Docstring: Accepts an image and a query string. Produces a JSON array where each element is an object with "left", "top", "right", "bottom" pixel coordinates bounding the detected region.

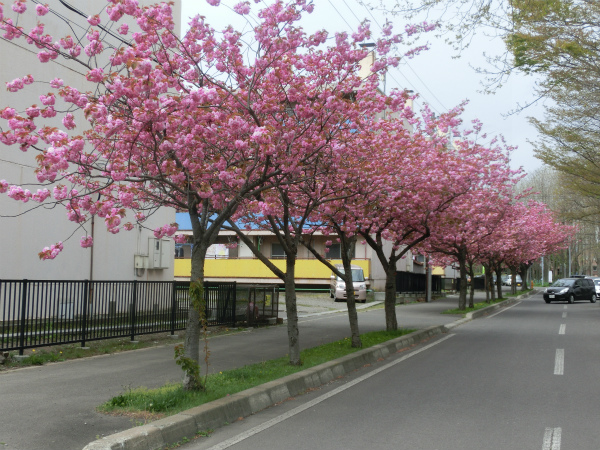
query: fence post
[
  {"left": 81, "top": 280, "right": 89, "bottom": 348},
  {"left": 130, "top": 280, "right": 137, "bottom": 341},
  {"left": 233, "top": 281, "right": 237, "bottom": 326},
  {"left": 18, "top": 279, "right": 28, "bottom": 356},
  {"left": 170, "top": 281, "right": 177, "bottom": 335}
]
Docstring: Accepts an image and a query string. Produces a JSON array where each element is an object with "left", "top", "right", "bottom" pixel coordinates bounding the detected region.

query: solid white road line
[
  {"left": 559, "top": 324, "right": 566, "bottom": 335},
  {"left": 204, "top": 334, "right": 456, "bottom": 450},
  {"left": 486, "top": 301, "right": 521, "bottom": 319},
  {"left": 543, "top": 427, "right": 562, "bottom": 450},
  {"left": 554, "top": 349, "right": 564, "bottom": 375}
]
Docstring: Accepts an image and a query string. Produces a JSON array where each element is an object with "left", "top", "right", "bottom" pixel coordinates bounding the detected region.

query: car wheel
[
  {"left": 545, "top": 298, "right": 551, "bottom": 304},
  {"left": 569, "top": 294, "right": 575, "bottom": 304},
  {"left": 591, "top": 294, "right": 597, "bottom": 303}
]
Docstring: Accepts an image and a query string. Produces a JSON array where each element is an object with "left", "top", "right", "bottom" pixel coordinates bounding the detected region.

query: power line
[
  {"left": 325, "top": 0, "right": 447, "bottom": 114},
  {"left": 326, "top": 0, "right": 355, "bottom": 31}
]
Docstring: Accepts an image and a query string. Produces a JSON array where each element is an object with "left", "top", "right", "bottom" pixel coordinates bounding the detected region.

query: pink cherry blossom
[
  {"left": 80, "top": 235, "right": 93, "bottom": 248},
  {"left": 31, "top": 189, "right": 51, "bottom": 202},
  {"left": 7, "top": 185, "right": 31, "bottom": 202},
  {"left": 6, "top": 78, "right": 24, "bottom": 92},
  {"left": 234, "top": 2, "right": 250, "bottom": 14},
  {"left": 12, "top": 1, "right": 26, "bottom": 14},
  {"left": 49, "top": 78, "right": 63, "bottom": 88},
  {"left": 87, "top": 15, "right": 101, "bottom": 26},
  {"left": 40, "top": 93, "right": 55, "bottom": 105},
  {"left": 35, "top": 4, "right": 49, "bottom": 16},
  {"left": 85, "top": 68, "right": 104, "bottom": 83},
  {"left": 62, "top": 113, "right": 76, "bottom": 130},
  {"left": 38, "top": 242, "right": 63, "bottom": 260}
]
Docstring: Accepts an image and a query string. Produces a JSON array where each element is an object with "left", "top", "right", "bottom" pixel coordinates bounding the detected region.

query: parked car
[
  {"left": 543, "top": 277, "right": 596, "bottom": 303},
  {"left": 330, "top": 264, "right": 367, "bottom": 303},
  {"left": 504, "top": 274, "right": 523, "bottom": 287},
  {"left": 586, "top": 277, "right": 600, "bottom": 296}
]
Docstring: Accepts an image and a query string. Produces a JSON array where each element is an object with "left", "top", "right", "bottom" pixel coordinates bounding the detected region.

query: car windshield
[
  {"left": 338, "top": 268, "right": 365, "bottom": 282},
  {"left": 551, "top": 279, "right": 574, "bottom": 287}
]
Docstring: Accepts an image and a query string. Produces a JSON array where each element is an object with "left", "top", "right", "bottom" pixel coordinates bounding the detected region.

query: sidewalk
[{"left": 0, "top": 289, "right": 530, "bottom": 450}]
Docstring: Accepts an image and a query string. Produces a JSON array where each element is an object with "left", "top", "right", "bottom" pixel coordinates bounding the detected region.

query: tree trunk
[
  {"left": 487, "top": 267, "right": 496, "bottom": 303},
  {"left": 519, "top": 263, "right": 529, "bottom": 291},
  {"left": 510, "top": 267, "right": 518, "bottom": 295},
  {"left": 384, "top": 266, "right": 398, "bottom": 330},
  {"left": 468, "top": 265, "right": 475, "bottom": 309},
  {"left": 284, "top": 255, "right": 301, "bottom": 365},
  {"left": 458, "top": 257, "right": 468, "bottom": 311},
  {"left": 495, "top": 266, "right": 503, "bottom": 300},
  {"left": 183, "top": 241, "right": 207, "bottom": 391},
  {"left": 341, "top": 241, "right": 361, "bottom": 348}
]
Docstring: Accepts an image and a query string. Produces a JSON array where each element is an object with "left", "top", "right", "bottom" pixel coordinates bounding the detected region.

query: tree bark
[
  {"left": 284, "top": 255, "right": 301, "bottom": 365},
  {"left": 495, "top": 266, "right": 503, "bottom": 300},
  {"left": 183, "top": 239, "right": 207, "bottom": 391},
  {"left": 510, "top": 267, "right": 518, "bottom": 295},
  {"left": 384, "top": 266, "right": 398, "bottom": 330},
  {"left": 458, "top": 255, "right": 468, "bottom": 310},
  {"left": 340, "top": 236, "right": 361, "bottom": 347},
  {"left": 468, "top": 265, "right": 475, "bottom": 308}
]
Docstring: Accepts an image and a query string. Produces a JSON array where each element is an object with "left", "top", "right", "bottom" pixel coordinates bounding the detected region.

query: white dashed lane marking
[
  {"left": 543, "top": 427, "right": 562, "bottom": 450},
  {"left": 554, "top": 349, "right": 564, "bottom": 375},
  {"left": 559, "top": 324, "right": 566, "bottom": 335}
]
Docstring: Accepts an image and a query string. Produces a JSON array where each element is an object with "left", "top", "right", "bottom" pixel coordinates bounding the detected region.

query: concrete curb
[{"left": 82, "top": 291, "right": 536, "bottom": 450}]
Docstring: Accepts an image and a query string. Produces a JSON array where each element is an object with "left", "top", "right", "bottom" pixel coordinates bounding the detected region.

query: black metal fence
[
  {"left": 395, "top": 271, "right": 448, "bottom": 294},
  {"left": 235, "top": 284, "right": 280, "bottom": 326},
  {"left": 0, "top": 279, "right": 236, "bottom": 355}
]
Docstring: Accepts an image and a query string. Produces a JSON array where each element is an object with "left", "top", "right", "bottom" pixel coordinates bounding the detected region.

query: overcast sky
[{"left": 181, "top": 0, "right": 546, "bottom": 175}]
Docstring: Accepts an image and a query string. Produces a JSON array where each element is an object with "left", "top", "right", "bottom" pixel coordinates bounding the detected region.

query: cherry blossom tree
[
  {"left": 498, "top": 201, "right": 575, "bottom": 294},
  {"left": 0, "top": 0, "right": 434, "bottom": 385},
  {"left": 420, "top": 132, "right": 522, "bottom": 310}
]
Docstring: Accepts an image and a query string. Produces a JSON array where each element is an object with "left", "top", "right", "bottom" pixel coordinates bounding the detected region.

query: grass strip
[
  {"left": 443, "top": 290, "right": 529, "bottom": 316},
  {"left": 99, "top": 328, "right": 415, "bottom": 417}
]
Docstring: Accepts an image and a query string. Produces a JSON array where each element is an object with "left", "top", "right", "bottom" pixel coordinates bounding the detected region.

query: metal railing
[
  {"left": 0, "top": 279, "right": 236, "bottom": 355},
  {"left": 395, "top": 272, "right": 447, "bottom": 294}
]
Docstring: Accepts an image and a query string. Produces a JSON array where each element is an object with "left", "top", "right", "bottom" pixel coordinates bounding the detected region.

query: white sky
[{"left": 180, "top": 0, "right": 546, "bottom": 175}]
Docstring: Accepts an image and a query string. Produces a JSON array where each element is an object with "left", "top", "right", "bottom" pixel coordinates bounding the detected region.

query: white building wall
[
  {"left": 0, "top": 0, "right": 181, "bottom": 281},
  {"left": 368, "top": 239, "right": 422, "bottom": 291}
]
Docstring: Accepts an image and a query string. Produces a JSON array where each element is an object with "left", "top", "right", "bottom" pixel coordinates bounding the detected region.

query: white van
[{"left": 330, "top": 264, "right": 367, "bottom": 302}]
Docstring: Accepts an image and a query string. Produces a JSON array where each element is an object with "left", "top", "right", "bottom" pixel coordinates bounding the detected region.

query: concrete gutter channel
[{"left": 83, "top": 291, "right": 535, "bottom": 450}]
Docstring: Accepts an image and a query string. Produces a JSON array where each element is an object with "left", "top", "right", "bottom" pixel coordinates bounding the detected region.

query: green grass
[
  {"left": 0, "top": 327, "right": 252, "bottom": 371},
  {"left": 0, "top": 335, "right": 186, "bottom": 370},
  {"left": 443, "top": 289, "right": 531, "bottom": 316},
  {"left": 99, "top": 328, "right": 415, "bottom": 418}
]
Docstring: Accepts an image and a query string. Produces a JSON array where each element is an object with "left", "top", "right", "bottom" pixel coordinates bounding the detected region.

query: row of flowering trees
[{"left": 0, "top": 0, "right": 573, "bottom": 389}]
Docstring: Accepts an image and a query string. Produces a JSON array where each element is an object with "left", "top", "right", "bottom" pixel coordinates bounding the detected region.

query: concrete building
[
  {"left": 0, "top": 1, "right": 181, "bottom": 281},
  {"left": 173, "top": 213, "right": 435, "bottom": 292}
]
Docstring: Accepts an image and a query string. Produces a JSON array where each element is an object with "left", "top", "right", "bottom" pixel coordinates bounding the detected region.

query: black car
[{"left": 543, "top": 278, "right": 597, "bottom": 303}]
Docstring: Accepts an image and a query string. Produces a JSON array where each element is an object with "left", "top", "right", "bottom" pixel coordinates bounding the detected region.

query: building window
[
  {"left": 327, "top": 243, "right": 341, "bottom": 259},
  {"left": 271, "top": 243, "right": 285, "bottom": 258}
]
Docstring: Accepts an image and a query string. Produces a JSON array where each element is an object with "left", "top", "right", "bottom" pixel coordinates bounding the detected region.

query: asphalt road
[
  {"left": 181, "top": 291, "right": 600, "bottom": 450},
  {"left": 0, "top": 292, "right": 462, "bottom": 450}
]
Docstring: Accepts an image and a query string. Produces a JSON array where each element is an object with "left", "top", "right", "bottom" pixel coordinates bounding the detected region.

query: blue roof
[{"left": 175, "top": 212, "right": 266, "bottom": 231}]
